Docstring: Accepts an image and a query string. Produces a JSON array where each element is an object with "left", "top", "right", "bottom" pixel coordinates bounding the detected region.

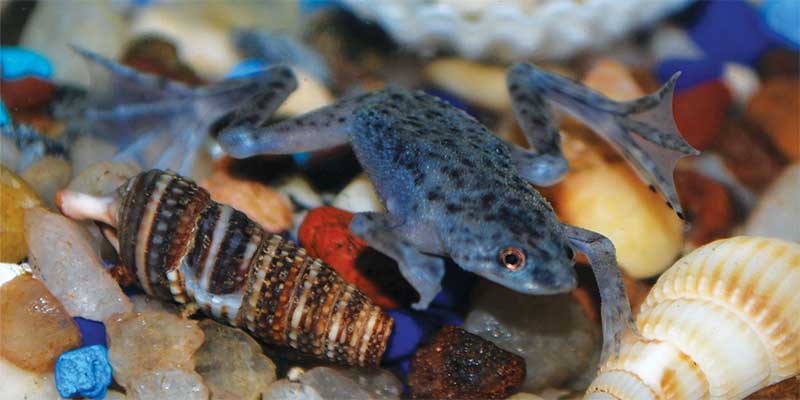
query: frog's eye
[{"left": 499, "top": 247, "right": 525, "bottom": 271}]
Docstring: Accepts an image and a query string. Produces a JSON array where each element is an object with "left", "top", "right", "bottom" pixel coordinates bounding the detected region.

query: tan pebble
[
  {"left": 0, "top": 275, "right": 82, "bottom": 372},
  {"left": 507, "top": 393, "right": 546, "bottom": 400},
  {"left": 128, "top": 368, "right": 210, "bottom": 400},
  {"left": 551, "top": 161, "right": 683, "bottom": 278},
  {"left": 70, "top": 135, "right": 119, "bottom": 174},
  {"left": 582, "top": 58, "right": 645, "bottom": 101},
  {"left": 67, "top": 161, "right": 142, "bottom": 197},
  {"left": 277, "top": 69, "right": 334, "bottom": 117},
  {"left": 332, "top": 174, "right": 384, "bottom": 213},
  {"left": 744, "top": 163, "right": 800, "bottom": 242},
  {"left": 425, "top": 58, "right": 510, "bottom": 111},
  {"left": 746, "top": 77, "right": 800, "bottom": 161},
  {"left": 0, "top": 165, "right": 42, "bottom": 263},
  {"left": 0, "top": 357, "right": 61, "bottom": 399},
  {"left": 200, "top": 170, "right": 293, "bottom": 233},
  {"left": 20, "top": 156, "right": 72, "bottom": 209}
]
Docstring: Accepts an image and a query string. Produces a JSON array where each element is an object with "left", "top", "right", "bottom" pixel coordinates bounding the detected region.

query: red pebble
[
  {"left": 673, "top": 80, "right": 732, "bottom": 150},
  {"left": 298, "top": 206, "right": 416, "bottom": 309},
  {"left": 0, "top": 76, "right": 54, "bottom": 110}
]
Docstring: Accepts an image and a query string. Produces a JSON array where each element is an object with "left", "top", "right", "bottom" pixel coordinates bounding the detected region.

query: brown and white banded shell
[
  {"left": 585, "top": 236, "right": 800, "bottom": 400},
  {"left": 59, "top": 169, "right": 393, "bottom": 367}
]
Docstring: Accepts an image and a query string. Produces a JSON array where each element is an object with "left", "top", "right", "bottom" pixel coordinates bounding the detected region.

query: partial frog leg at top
[
  {"left": 563, "top": 224, "right": 637, "bottom": 364},
  {"left": 507, "top": 63, "right": 699, "bottom": 218}
]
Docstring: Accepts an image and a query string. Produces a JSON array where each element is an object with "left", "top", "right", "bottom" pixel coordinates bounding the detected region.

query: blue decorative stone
[
  {"left": 54, "top": 345, "right": 113, "bottom": 400},
  {"left": 0, "top": 100, "right": 9, "bottom": 126},
  {"left": 384, "top": 307, "right": 463, "bottom": 377},
  {"left": 292, "top": 152, "right": 313, "bottom": 166},
  {"left": 686, "top": 0, "right": 773, "bottom": 65},
  {"left": 225, "top": 59, "right": 269, "bottom": 79},
  {"left": 74, "top": 317, "right": 107, "bottom": 347},
  {"left": 656, "top": 58, "right": 724, "bottom": 91},
  {"left": 0, "top": 47, "right": 53, "bottom": 80},
  {"left": 760, "top": 0, "right": 800, "bottom": 48}
]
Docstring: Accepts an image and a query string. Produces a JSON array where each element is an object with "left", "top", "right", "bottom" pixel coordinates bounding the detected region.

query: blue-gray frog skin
[{"left": 219, "top": 62, "right": 698, "bottom": 362}]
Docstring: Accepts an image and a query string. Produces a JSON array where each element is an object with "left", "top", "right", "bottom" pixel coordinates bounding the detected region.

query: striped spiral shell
[
  {"left": 586, "top": 236, "right": 800, "bottom": 400},
  {"left": 115, "top": 169, "right": 393, "bottom": 366}
]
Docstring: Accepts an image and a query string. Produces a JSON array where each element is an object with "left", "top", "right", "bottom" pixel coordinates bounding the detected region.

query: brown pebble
[
  {"left": 408, "top": 326, "right": 525, "bottom": 400},
  {"left": 744, "top": 376, "right": 800, "bottom": 399},
  {"left": 675, "top": 169, "right": 735, "bottom": 247},
  {"left": 712, "top": 120, "right": 787, "bottom": 192},
  {"left": 0, "top": 275, "right": 82, "bottom": 372},
  {"left": 746, "top": 78, "right": 800, "bottom": 161}
]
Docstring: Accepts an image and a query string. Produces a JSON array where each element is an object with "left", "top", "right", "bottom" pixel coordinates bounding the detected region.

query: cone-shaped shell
[{"left": 586, "top": 236, "right": 800, "bottom": 400}]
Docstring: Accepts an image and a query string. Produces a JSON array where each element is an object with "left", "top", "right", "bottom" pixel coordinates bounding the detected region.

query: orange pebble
[{"left": 673, "top": 80, "right": 732, "bottom": 150}]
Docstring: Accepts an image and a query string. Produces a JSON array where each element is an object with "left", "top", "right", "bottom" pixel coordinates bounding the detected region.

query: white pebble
[
  {"left": 744, "top": 164, "right": 800, "bottom": 242},
  {"left": 332, "top": 174, "right": 384, "bottom": 213},
  {"left": 723, "top": 62, "right": 761, "bottom": 107}
]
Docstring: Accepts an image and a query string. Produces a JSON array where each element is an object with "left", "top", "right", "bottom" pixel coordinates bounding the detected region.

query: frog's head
[{"left": 448, "top": 199, "right": 578, "bottom": 295}]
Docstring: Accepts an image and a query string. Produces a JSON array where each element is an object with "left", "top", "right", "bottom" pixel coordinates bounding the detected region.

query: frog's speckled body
[{"left": 219, "top": 63, "right": 698, "bottom": 363}]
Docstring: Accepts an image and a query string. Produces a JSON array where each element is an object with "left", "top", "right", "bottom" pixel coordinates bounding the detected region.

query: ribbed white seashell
[
  {"left": 585, "top": 236, "right": 800, "bottom": 400},
  {"left": 340, "top": 0, "right": 694, "bottom": 61}
]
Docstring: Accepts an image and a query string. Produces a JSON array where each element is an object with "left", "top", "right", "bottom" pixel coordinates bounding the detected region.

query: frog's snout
[{"left": 218, "top": 128, "right": 256, "bottom": 159}]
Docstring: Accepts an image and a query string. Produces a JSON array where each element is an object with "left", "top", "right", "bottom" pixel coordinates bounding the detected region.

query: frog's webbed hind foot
[
  {"left": 350, "top": 212, "right": 445, "bottom": 310},
  {"left": 508, "top": 63, "right": 699, "bottom": 217},
  {"left": 563, "top": 224, "right": 636, "bottom": 364}
]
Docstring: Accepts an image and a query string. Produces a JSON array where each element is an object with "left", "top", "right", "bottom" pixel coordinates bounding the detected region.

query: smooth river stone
[
  {"left": 0, "top": 274, "right": 81, "bottom": 372},
  {"left": 194, "top": 319, "right": 277, "bottom": 400},
  {"left": 0, "top": 356, "right": 61, "bottom": 399},
  {"left": 463, "top": 282, "right": 599, "bottom": 392},
  {"left": 24, "top": 207, "right": 132, "bottom": 321},
  {"left": 106, "top": 312, "right": 205, "bottom": 390},
  {"left": 0, "top": 165, "right": 42, "bottom": 263},
  {"left": 127, "top": 368, "right": 210, "bottom": 400}
]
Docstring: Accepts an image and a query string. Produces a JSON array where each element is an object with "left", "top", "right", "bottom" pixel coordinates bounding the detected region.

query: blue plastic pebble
[
  {"left": 0, "top": 101, "right": 9, "bottom": 126},
  {"left": 0, "top": 47, "right": 53, "bottom": 80},
  {"left": 686, "top": 0, "right": 773, "bottom": 65},
  {"left": 74, "top": 317, "right": 107, "bottom": 347},
  {"left": 656, "top": 58, "right": 724, "bottom": 91},
  {"left": 54, "top": 345, "right": 113, "bottom": 400},
  {"left": 225, "top": 59, "right": 269, "bottom": 79},
  {"left": 760, "top": 0, "right": 800, "bottom": 48}
]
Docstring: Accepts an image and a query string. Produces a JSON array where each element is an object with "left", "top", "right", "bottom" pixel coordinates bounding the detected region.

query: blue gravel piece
[
  {"left": 73, "top": 317, "right": 107, "bottom": 347},
  {"left": 225, "top": 59, "right": 269, "bottom": 79},
  {"left": 656, "top": 58, "right": 724, "bottom": 90},
  {"left": 54, "top": 345, "right": 113, "bottom": 400},
  {"left": 760, "top": 0, "right": 800, "bottom": 49},
  {"left": 686, "top": 0, "right": 773, "bottom": 65},
  {"left": 0, "top": 101, "right": 9, "bottom": 126},
  {"left": 0, "top": 47, "right": 53, "bottom": 80}
]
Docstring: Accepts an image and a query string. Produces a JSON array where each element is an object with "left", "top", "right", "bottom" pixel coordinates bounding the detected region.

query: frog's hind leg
[
  {"left": 563, "top": 224, "right": 637, "bottom": 364},
  {"left": 350, "top": 212, "right": 445, "bottom": 310},
  {"left": 508, "top": 63, "right": 699, "bottom": 218}
]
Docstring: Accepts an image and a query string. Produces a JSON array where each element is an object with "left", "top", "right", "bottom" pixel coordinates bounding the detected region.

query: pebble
[
  {"left": 0, "top": 274, "right": 82, "bottom": 372},
  {"left": 278, "top": 68, "right": 335, "bottom": 117},
  {"left": 0, "top": 356, "right": 61, "bottom": 399},
  {"left": 408, "top": 325, "right": 526, "bottom": 399},
  {"left": 744, "top": 163, "right": 800, "bottom": 242},
  {"left": 127, "top": 368, "right": 210, "bottom": 400},
  {"left": 675, "top": 169, "right": 735, "bottom": 248},
  {"left": 24, "top": 207, "right": 132, "bottom": 321},
  {"left": 385, "top": 307, "right": 464, "bottom": 367},
  {"left": 129, "top": 294, "right": 180, "bottom": 315},
  {"left": 648, "top": 25, "right": 705, "bottom": 62},
  {"left": 67, "top": 161, "right": 142, "bottom": 197},
  {"left": 687, "top": 0, "right": 772, "bottom": 65},
  {"left": 582, "top": 58, "right": 645, "bottom": 101},
  {"left": 550, "top": 161, "right": 683, "bottom": 279},
  {"left": 0, "top": 46, "right": 53, "bottom": 80},
  {"left": 74, "top": 317, "right": 107, "bottom": 347},
  {"left": 714, "top": 120, "right": 787, "bottom": 192},
  {"left": 200, "top": 169, "right": 293, "bottom": 233},
  {"left": 424, "top": 58, "right": 510, "bottom": 111},
  {"left": 746, "top": 77, "right": 800, "bottom": 161},
  {"left": 275, "top": 174, "right": 324, "bottom": 210},
  {"left": 262, "top": 380, "right": 322, "bottom": 400},
  {"left": 19, "top": 0, "right": 129, "bottom": 87},
  {"left": 0, "top": 165, "right": 41, "bottom": 263},
  {"left": 760, "top": 0, "right": 800, "bottom": 48},
  {"left": 655, "top": 58, "right": 724, "bottom": 91},
  {"left": 722, "top": 62, "right": 761, "bottom": 106},
  {"left": 54, "top": 344, "right": 112, "bottom": 399},
  {"left": 0, "top": 261, "right": 31, "bottom": 287},
  {"left": 757, "top": 48, "right": 800, "bottom": 79},
  {"left": 744, "top": 376, "right": 800, "bottom": 400},
  {"left": 506, "top": 393, "right": 545, "bottom": 400},
  {"left": 195, "top": 319, "right": 277, "bottom": 400},
  {"left": 264, "top": 366, "right": 403, "bottom": 400},
  {"left": 69, "top": 136, "right": 121, "bottom": 175},
  {"left": 298, "top": 206, "right": 417, "bottom": 309},
  {"left": 673, "top": 79, "right": 732, "bottom": 150},
  {"left": 0, "top": 99, "right": 9, "bottom": 126},
  {"left": 19, "top": 155, "right": 72, "bottom": 209},
  {"left": 121, "top": 36, "right": 205, "bottom": 86},
  {"left": 463, "top": 282, "right": 599, "bottom": 392},
  {"left": 0, "top": 76, "right": 55, "bottom": 111},
  {"left": 331, "top": 174, "right": 384, "bottom": 213},
  {"left": 106, "top": 311, "right": 205, "bottom": 390}
]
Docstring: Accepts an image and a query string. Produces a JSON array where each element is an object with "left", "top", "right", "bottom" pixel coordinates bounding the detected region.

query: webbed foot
[{"left": 350, "top": 212, "right": 445, "bottom": 310}]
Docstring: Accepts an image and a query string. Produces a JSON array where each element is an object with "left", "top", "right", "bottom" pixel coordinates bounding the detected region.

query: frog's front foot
[
  {"left": 350, "top": 212, "right": 445, "bottom": 310},
  {"left": 563, "top": 224, "right": 636, "bottom": 363}
]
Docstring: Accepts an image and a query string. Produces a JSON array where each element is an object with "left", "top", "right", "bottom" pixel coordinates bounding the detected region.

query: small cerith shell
[
  {"left": 586, "top": 236, "right": 800, "bottom": 400},
  {"left": 57, "top": 169, "right": 393, "bottom": 367}
]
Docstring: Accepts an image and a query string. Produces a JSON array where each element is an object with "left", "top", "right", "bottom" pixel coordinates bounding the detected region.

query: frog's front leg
[
  {"left": 350, "top": 212, "right": 445, "bottom": 310},
  {"left": 508, "top": 63, "right": 699, "bottom": 217},
  {"left": 563, "top": 224, "right": 636, "bottom": 364}
]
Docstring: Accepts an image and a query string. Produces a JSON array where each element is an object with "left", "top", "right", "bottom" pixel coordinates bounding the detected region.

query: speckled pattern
[{"left": 219, "top": 63, "right": 698, "bottom": 360}]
